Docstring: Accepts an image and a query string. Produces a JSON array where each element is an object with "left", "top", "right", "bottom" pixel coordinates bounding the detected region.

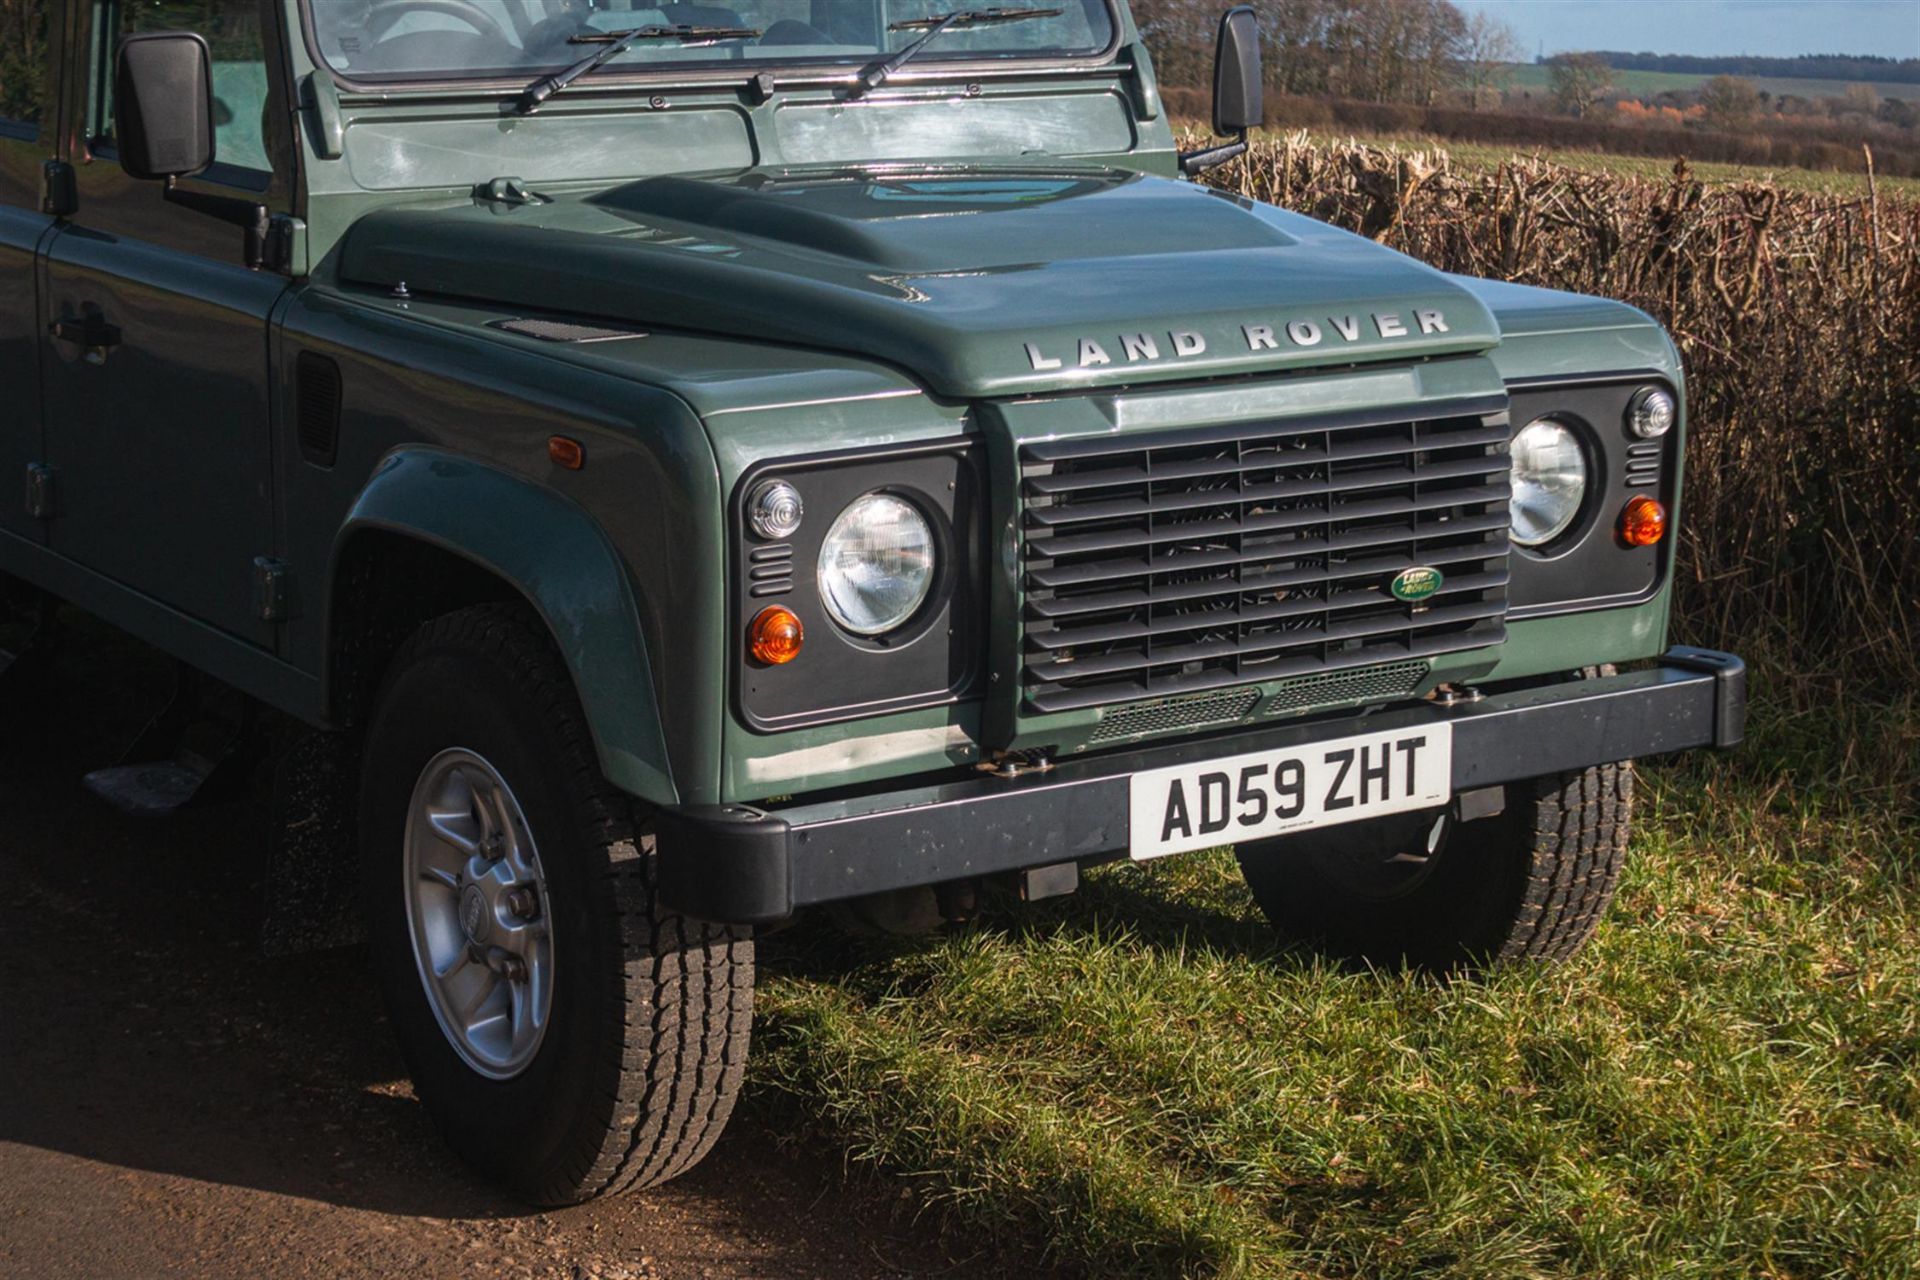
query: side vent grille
[{"left": 295, "top": 352, "right": 342, "bottom": 469}]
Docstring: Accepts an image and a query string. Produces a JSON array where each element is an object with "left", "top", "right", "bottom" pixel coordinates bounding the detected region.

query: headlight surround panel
[
  {"left": 1504, "top": 374, "right": 1681, "bottom": 617},
  {"left": 731, "top": 440, "right": 985, "bottom": 731}
]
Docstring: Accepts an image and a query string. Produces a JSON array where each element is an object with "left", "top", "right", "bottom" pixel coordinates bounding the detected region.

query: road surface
[{"left": 0, "top": 619, "right": 1004, "bottom": 1279}]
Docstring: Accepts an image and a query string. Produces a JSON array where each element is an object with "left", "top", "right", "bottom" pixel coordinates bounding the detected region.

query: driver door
[{"left": 39, "top": 0, "right": 291, "bottom": 645}]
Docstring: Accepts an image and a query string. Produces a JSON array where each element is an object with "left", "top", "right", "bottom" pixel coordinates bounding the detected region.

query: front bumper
[{"left": 657, "top": 647, "right": 1746, "bottom": 924}]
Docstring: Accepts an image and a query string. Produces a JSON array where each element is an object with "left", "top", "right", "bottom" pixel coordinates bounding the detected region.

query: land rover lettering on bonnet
[{"left": 0, "top": 0, "right": 1743, "bottom": 1203}]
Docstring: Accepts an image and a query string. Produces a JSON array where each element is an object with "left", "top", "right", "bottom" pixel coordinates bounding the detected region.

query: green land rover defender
[{"left": 0, "top": 0, "right": 1743, "bottom": 1202}]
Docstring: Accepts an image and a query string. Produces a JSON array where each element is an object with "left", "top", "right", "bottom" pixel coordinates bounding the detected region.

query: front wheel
[
  {"left": 1236, "top": 762, "right": 1634, "bottom": 969},
  {"left": 361, "top": 604, "right": 752, "bottom": 1203}
]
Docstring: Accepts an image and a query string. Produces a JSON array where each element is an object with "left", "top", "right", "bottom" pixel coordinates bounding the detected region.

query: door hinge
[
  {"left": 25, "top": 464, "right": 56, "bottom": 521},
  {"left": 40, "top": 160, "right": 76, "bottom": 218},
  {"left": 252, "top": 557, "right": 296, "bottom": 624}
]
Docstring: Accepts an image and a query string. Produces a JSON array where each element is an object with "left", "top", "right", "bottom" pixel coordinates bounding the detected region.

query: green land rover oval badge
[{"left": 1389, "top": 566, "right": 1444, "bottom": 603}]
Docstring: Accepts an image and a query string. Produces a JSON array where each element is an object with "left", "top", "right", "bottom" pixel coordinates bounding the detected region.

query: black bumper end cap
[
  {"left": 653, "top": 804, "right": 793, "bottom": 925},
  {"left": 1661, "top": 646, "right": 1747, "bottom": 748}
]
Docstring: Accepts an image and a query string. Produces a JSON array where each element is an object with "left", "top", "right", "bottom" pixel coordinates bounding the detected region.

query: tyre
[
  {"left": 360, "top": 603, "right": 752, "bottom": 1203},
  {"left": 1236, "top": 761, "right": 1633, "bottom": 969}
]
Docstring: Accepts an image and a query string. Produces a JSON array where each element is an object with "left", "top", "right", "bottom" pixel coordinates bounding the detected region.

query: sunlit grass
[{"left": 751, "top": 681, "right": 1920, "bottom": 1277}]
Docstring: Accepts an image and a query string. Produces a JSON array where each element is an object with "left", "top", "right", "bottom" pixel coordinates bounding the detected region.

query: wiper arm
[
  {"left": 857, "top": 7, "right": 1061, "bottom": 95},
  {"left": 518, "top": 24, "right": 763, "bottom": 114}
]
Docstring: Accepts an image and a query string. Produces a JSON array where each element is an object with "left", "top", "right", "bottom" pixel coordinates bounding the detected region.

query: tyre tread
[{"left": 384, "top": 604, "right": 751, "bottom": 1205}]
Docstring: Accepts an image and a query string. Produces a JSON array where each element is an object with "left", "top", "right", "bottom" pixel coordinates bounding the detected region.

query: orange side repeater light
[
  {"left": 548, "top": 435, "right": 585, "bottom": 471},
  {"left": 1619, "top": 495, "right": 1667, "bottom": 547},
  {"left": 748, "top": 605, "right": 804, "bottom": 665}
]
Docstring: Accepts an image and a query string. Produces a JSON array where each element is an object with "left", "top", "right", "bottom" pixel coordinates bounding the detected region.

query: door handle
[{"left": 50, "top": 314, "right": 122, "bottom": 364}]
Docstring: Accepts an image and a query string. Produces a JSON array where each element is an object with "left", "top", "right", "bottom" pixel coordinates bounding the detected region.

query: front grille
[
  {"left": 1261, "top": 659, "right": 1431, "bottom": 716},
  {"left": 1088, "top": 688, "right": 1263, "bottom": 745},
  {"left": 1017, "top": 397, "right": 1512, "bottom": 714}
]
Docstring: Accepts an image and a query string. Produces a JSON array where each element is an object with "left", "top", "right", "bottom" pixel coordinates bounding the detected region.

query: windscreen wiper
[
  {"left": 518, "top": 24, "right": 763, "bottom": 114},
  {"left": 856, "top": 7, "right": 1062, "bottom": 95}
]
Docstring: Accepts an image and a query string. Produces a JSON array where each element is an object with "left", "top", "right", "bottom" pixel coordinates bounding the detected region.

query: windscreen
[{"left": 306, "top": 0, "right": 1117, "bottom": 82}]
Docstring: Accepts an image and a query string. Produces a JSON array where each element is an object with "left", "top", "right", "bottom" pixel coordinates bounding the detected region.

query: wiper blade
[
  {"left": 858, "top": 7, "right": 1061, "bottom": 94},
  {"left": 518, "top": 24, "right": 762, "bottom": 114}
]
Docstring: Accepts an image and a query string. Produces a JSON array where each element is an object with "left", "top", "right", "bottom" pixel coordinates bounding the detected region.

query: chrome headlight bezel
[
  {"left": 816, "top": 491, "right": 939, "bottom": 637},
  {"left": 1509, "top": 416, "right": 1592, "bottom": 549}
]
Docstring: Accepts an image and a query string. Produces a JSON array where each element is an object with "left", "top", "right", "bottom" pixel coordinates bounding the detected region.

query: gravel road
[{"left": 0, "top": 621, "right": 1002, "bottom": 1280}]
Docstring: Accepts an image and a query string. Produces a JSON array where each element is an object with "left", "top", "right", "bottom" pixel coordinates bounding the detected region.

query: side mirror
[
  {"left": 114, "top": 32, "right": 216, "bottom": 181},
  {"left": 1211, "top": 5, "right": 1263, "bottom": 136},
  {"left": 1180, "top": 6, "right": 1262, "bottom": 176},
  {"left": 113, "top": 31, "right": 275, "bottom": 270}
]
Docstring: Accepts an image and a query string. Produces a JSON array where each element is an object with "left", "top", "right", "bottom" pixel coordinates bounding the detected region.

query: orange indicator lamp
[
  {"left": 1619, "top": 495, "right": 1667, "bottom": 547},
  {"left": 748, "top": 605, "right": 804, "bottom": 665}
]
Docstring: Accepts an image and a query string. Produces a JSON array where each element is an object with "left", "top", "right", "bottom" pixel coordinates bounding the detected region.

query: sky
[{"left": 1449, "top": 0, "right": 1920, "bottom": 60}]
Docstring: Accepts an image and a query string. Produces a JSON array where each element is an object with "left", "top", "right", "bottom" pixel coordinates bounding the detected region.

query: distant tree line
[
  {"left": 1135, "top": 0, "right": 1516, "bottom": 105},
  {"left": 1569, "top": 51, "right": 1920, "bottom": 85}
]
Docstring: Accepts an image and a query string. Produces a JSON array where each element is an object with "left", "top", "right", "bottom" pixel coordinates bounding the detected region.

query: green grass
[
  {"left": 1501, "top": 63, "right": 1920, "bottom": 104},
  {"left": 751, "top": 681, "right": 1920, "bottom": 1277}
]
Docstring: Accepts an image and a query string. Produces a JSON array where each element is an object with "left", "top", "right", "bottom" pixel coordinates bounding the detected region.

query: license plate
[{"left": 1127, "top": 724, "right": 1453, "bottom": 861}]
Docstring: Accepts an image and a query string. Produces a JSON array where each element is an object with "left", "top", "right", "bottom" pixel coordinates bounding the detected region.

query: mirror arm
[
  {"left": 163, "top": 176, "right": 270, "bottom": 270},
  {"left": 1179, "top": 130, "right": 1248, "bottom": 177}
]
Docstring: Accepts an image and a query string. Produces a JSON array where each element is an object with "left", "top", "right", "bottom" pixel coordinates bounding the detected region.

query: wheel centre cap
[{"left": 459, "top": 883, "right": 492, "bottom": 944}]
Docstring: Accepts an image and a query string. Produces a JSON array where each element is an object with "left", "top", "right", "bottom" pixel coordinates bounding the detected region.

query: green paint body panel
[
  {"left": 0, "top": 0, "right": 1706, "bottom": 823},
  {"left": 337, "top": 449, "right": 676, "bottom": 805}
]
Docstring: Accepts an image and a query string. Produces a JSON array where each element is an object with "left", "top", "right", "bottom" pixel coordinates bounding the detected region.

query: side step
[{"left": 82, "top": 669, "right": 252, "bottom": 817}]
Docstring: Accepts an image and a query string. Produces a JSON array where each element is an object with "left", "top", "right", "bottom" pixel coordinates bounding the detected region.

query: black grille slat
[
  {"left": 1028, "top": 540, "right": 1507, "bottom": 620},
  {"left": 1023, "top": 422, "right": 1513, "bottom": 496},
  {"left": 1026, "top": 598, "right": 1509, "bottom": 684},
  {"left": 1025, "top": 454, "right": 1506, "bottom": 528},
  {"left": 1021, "top": 394, "right": 1510, "bottom": 463},
  {"left": 1017, "top": 398, "right": 1513, "bottom": 714},
  {"left": 1029, "top": 624, "right": 1508, "bottom": 713},
  {"left": 1027, "top": 569, "right": 1511, "bottom": 650},
  {"left": 1029, "top": 502, "right": 1505, "bottom": 579}
]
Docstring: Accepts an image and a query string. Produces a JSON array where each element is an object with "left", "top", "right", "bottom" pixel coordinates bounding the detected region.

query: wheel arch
[{"left": 326, "top": 448, "right": 676, "bottom": 807}]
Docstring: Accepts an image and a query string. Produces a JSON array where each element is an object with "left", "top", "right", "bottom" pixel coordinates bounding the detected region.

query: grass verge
[{"left": 751, "top": 681, "right": 1920, "bottom": 1278}]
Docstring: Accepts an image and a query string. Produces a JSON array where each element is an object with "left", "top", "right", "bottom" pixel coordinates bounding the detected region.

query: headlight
[
  {"left": 817, "top": 493, "right": 936, "bottom": 635},
  {"left": 1510, "top": 418, "right": 1588, "bottom": 547}
]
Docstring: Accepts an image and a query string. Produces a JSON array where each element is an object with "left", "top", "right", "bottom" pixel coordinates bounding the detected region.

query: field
[
  {"left": 1501, "top": 62, "right": 1920, "bottom": 103},
  {"left": 747, "top": 136, "right": 1920, "bottom": 1277},
  {"left": 1286, "top": 128, "right": 1920, "bottom": 197}
]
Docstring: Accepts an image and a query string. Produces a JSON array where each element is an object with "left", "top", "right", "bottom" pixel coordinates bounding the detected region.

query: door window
[
  {"left": 0, "top": 0, "right": 52, "bottom": 132},
  {"left": 93, "top": 0, "right": 272, "bottom": 178}
]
